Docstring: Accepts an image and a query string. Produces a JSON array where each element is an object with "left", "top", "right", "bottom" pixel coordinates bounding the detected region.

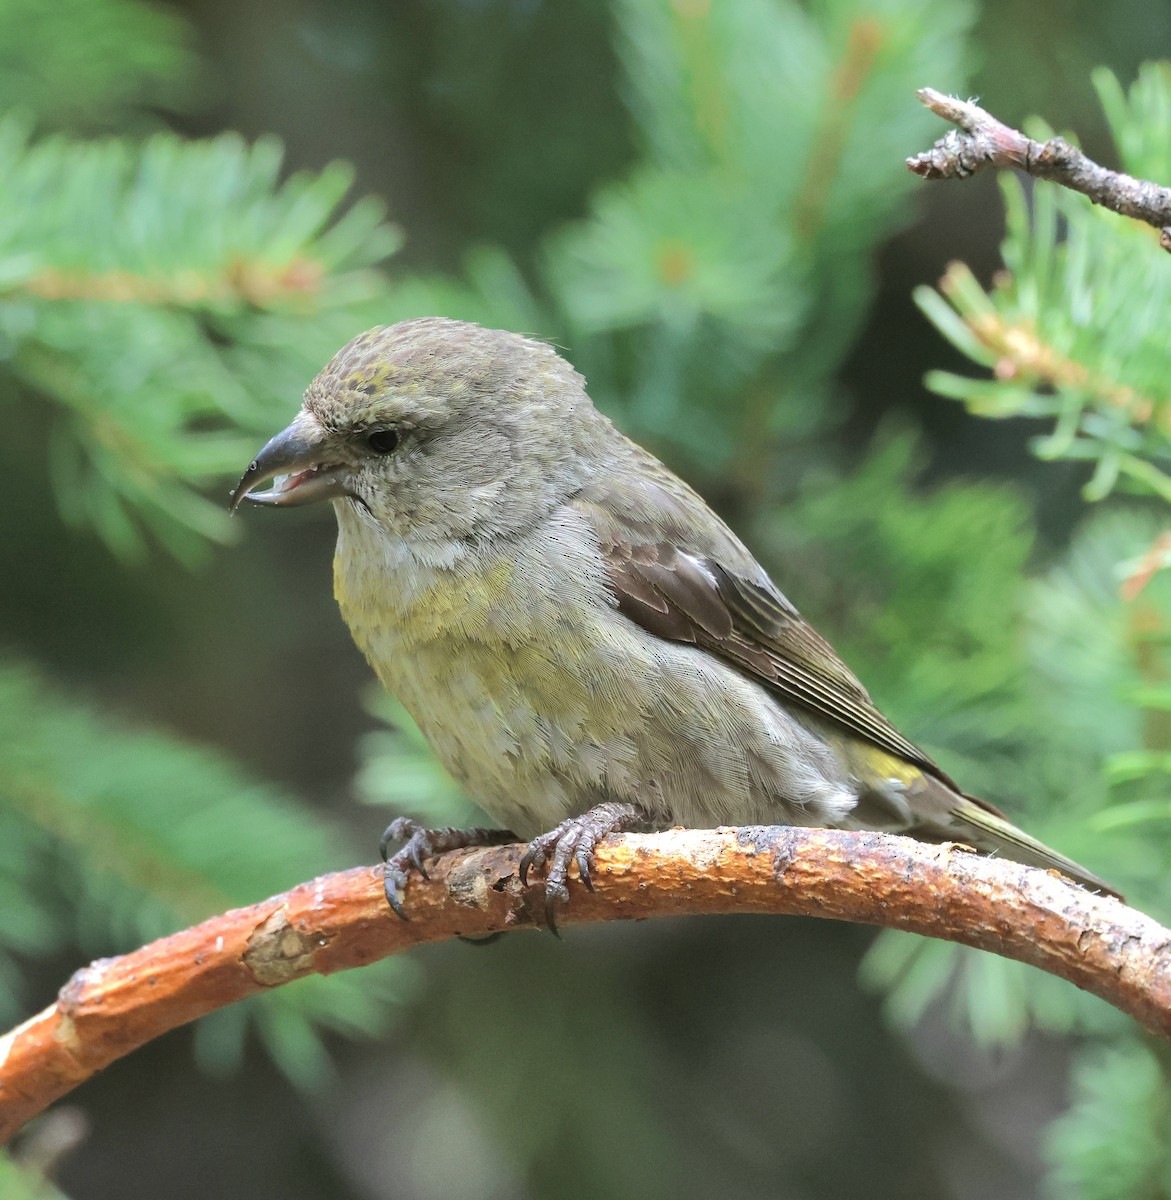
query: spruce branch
[
  {"left": 927, "top": 260, "right": 1163, "bottom": 428},
  {"left": 0, "top": 825, "right": 1162, "bottom": 1143},
  {"left": 907, "top": 87, "right": 1171, "bottom": 248},
  {"left": 16, "top": 258, "right": 324, "bottom": 306}
]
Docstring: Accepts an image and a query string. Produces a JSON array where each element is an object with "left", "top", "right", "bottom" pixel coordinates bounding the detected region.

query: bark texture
[
  {"left": 2, "top": 826, "right": 1166, "bottom": 1143},
  {"left": 908, "top": 87, "right": 1171, "bottom": 245}
]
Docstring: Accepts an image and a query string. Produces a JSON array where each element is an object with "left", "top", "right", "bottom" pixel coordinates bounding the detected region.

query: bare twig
[
  {"left": 908, "top": 87, "right": 1171, "bottom": 249},
  {"left": 1, "top": 826, "right": 1165, "bottom": 1143}
]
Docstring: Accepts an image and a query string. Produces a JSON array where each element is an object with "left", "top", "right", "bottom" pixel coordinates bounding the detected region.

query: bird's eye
[{"left": 365, "top": 428, "right": 400, "bottom": 455}]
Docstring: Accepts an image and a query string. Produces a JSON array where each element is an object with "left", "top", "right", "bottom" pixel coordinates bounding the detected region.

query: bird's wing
[{"left": 575, "top": 455, "right": 955, "bottom": 786}]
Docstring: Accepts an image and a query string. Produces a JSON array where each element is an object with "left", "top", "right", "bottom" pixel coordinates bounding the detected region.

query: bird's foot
[
  {"left": 379, "top": 817, "right": 517, "bottom": 919},
  {"left": 518, "top": 801, "right": 648, "bottom": 934}
]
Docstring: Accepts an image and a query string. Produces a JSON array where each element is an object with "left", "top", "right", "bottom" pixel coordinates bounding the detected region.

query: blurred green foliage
[
  {"left": 921, "top": 66, "right": 1171, "bottom": 505},
  {"left": 3, "top": 0, "right": 1171, "bottom": 1196},
  {"left": 0, "top": 1151, "right": 71, "bottom": 1200},
  {"left": 1046, "top": 1042, "right": 1171, "bottom": 1199},
  {"left": 0, "top": 662, "right": 416, "bottom": 1085},
  {"left": 0, "top": 117, "right": 401, "bottom": 560},
  {"left": 910, "top": 65, "right": 1171, "bottom": 1193},
  {"left": 0, "top": 0, "right": 195, "bottom": 130}
]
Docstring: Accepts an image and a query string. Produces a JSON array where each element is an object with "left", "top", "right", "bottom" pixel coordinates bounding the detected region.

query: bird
[{"left": 230, "top": 317, "right": 1118, "bottom": 924}]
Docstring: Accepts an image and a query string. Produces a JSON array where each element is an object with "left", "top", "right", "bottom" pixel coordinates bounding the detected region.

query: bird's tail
[{"left": 919, "top": 778, "right": 1123, "bottom": 901}]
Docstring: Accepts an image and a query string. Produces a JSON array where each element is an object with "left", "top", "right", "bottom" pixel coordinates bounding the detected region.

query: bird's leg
[
  {"left": 379, "top": 816, "right": 518, "bottom": 919},
  {"left": 518, "top": 801, "right": 651, "bottom": 934}
]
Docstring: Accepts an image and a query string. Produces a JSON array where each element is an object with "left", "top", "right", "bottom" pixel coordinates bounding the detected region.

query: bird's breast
[{"left": 330, "top": 504, "right": 641, "bottom": 828}]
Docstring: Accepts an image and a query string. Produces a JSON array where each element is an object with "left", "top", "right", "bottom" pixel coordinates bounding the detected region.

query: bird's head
[{"left": 231, "top": 318, "right": 612, "bottom": 547}]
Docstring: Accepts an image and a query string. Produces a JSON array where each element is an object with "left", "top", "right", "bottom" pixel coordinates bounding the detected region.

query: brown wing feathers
[
  {"left": 601, "top": 535, "right": 952, "bottom": 785},
  {"left": 609, "top": 542, "right": 733, "bottom": 643}
]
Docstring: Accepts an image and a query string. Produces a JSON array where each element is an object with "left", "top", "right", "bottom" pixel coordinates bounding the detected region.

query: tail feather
[
  {"left": 894, "top": 772, "right": 1123, "bottom": 900},
  {"left": 944, "top": 791, "right": 1122, "bottom": 901}
]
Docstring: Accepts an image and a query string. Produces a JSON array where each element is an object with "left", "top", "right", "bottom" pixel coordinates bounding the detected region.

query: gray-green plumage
[{"left": 232, "top": 317, "right": 1119, "bottom": 904}]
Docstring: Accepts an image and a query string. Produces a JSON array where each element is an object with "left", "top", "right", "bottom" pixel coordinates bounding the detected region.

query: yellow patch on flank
[{"left": 850, "top": 745, "right": 923, "bottom": 788}]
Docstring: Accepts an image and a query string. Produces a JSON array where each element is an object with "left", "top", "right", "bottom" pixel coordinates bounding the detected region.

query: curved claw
[
  {"left": 517, "top": 802, "right": 647, "bottom": 932},
  {"left": 518, "top": 840, "right": 548, "bottom": 888},
  {"left": 383, "top": 865, "right": 411, "bottom": 920},
  {"left": 575, "top": 842, "right": 597, "bottom": 891},
  {"left": 377, "top": 820, "right": 520, "bottom": 921},
  {"left": 380, "top": 816, "right": 418, "bottom": 862},
  {"left": 545, "top": 885, "right": 568, "bottom": 939},
  {"left": 408, "top": 840, "right": 431, "bottom": 880}
]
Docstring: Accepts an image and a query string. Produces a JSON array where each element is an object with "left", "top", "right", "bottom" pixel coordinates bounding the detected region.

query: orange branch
[
  {"left": 1, "top": 826, "right": 1166, "bottom": 1143},
  {"left": 17, "top": 258, "right": 324, "bottom": 306}
]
